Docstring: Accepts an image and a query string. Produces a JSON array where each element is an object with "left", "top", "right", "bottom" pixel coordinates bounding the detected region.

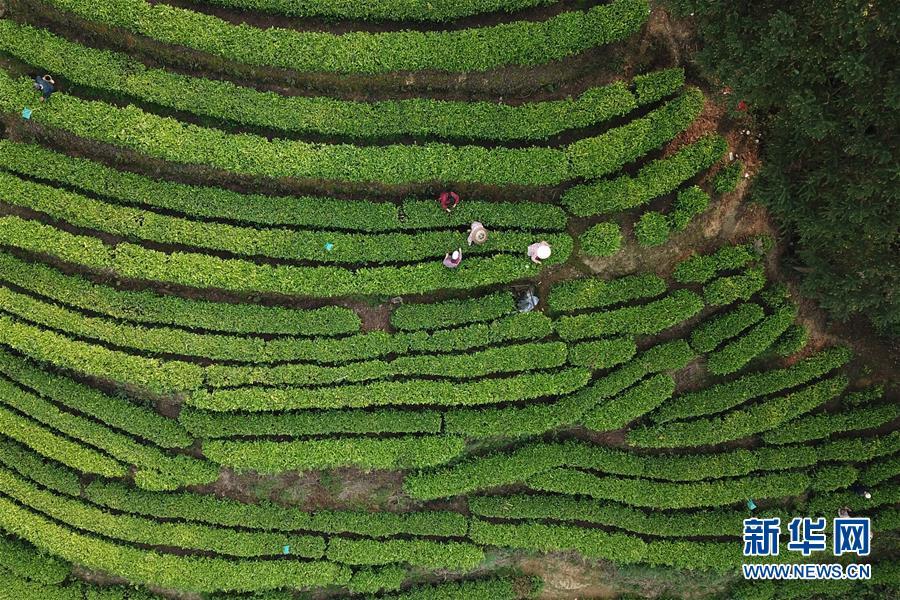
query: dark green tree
[{"left": 672, "top": 0, "right": 899, "bottom": 335}]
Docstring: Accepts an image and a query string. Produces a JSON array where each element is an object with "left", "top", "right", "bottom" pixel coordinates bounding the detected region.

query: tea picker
[{"left": 33, "top": 74, "right": 55, "bottom": 102}]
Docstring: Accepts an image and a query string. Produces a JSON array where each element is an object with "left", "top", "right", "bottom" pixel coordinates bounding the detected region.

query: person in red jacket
[{"left": 438, "top": 191, "right": 460, "bottom": 213}]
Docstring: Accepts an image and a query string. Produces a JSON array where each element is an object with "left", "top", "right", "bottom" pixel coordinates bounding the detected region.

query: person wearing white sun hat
[
  {"left": 443, "top": 248, "right": 462, "bottom": 268},
  {"left": 527, "top": 240, "right": 552, "bottom": 264}
]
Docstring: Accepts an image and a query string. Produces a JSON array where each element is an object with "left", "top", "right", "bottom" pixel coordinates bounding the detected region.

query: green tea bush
[
  {"left": 548, "top": 273, "right": 666, "bottom": 313},
  {"left": 581, "top": 373, "right": 675, "bottom": 431},
  {"left": 669, "top": 186, "right": 711, "bottom": 231},
  {"left": 0, "top": 533, "right": 70, "bottom": 584},
  {"left": 0, "top": 438, "right": 82, "bottom": 496},
  {"left": 762, "top": 404, "right": 900, "bottom": 444},
  {"left": 0, "top": 20, "right": 649, "bottom": 141},
  {"left": 702, "top": 268, "right": 767, "bottom": 306},
  {"left": 579, "top": 222, "right": 623, "bottom": 257},
  {"left": 391, "top": 292, "right": 514, "bottom": 331},
  {"left": 689, "top": 303, "right": 765, "bottom": 353},
  {"left": 40, "top": 0, "right": 649, "bottom": 74},
  {"left": 770, "top": 324, "right": 809, "bottom": 357},
  {"left": 652, "top": 346, "right": 851, "bottom": 423},
  {"left": 706, "top": 305, "right": 797, "bottom": 374},
  {"left": 628, "top": 376, "right": 848, "bottom": 448},
  {"left": 203, "top": 435, "right": 466, "bottom": 472},
  {"left": 189, "top": 368, "right": 590, "bottom": 411},
  {"left": 634, "top": 211, "right": 671, "bottom": 246},
  {"left": 555, "top": 290, "right": 704, "bottom": 340},
  {"left": 673, "top": 241, "right": 765, "bottom": 284},
  {"left": 632, "top": 68, "right": 687, "bottom": 104},
  {"left": 563, "top": 134, "right": 724, "bottom": 215},
  {"left": 325, "top": 538, "right": 483, "bottom": 571},
  {"left": 568, "top": 337, "right": 637, "bottom": 369},
  {"left": 713, "top": 161, "right": 744, "bottom": 194},
  {"left": 374, "top": 575, "right": 542, "bottom": 600},
  {"left": 346, "top": 566, "right": 406, "bottom": 594},
  {"left": 0, "top": 252, "right": 359, "bottom": 337},
  {"left": 85, "top": 480, "right": 469, "bottom": 538},
  {"left": 0, "top": 142, "right": 567, "bottom": 233},
  {"left": 0, "top": 495, "right": 350, "bottom": 592}
]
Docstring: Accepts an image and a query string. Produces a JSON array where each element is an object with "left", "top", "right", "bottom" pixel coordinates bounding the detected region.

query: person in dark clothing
[
  {"left": 33, "top": 74, "right": 55, "bottom": 101},
  {"left": 850, "top": 483, "right": 872, "bottom": 499}
]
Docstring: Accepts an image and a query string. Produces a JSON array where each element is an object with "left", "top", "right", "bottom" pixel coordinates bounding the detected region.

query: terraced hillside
[{"left": 0, "top": 0, "right": 896, "bottom": 599}]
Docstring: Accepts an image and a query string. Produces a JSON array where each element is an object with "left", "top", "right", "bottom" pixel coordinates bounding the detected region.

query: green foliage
[
  {"left": 0, "top": 173, "right": 570, "bottom": 266},
  {"left": 203, "top": 435, "right": 466, "bottom": 472},
  {"left": 713, "top": 161, "right": 743, "bottom": 194},
  {"left": 555, "top": 290, "right": 704, "bottom": 340},
  {"left": 391, "top": 292, "right": 514, "bottom": 331},
  {"left": 634, "top": 211, "right": 671, "bottom": 246},
  {"left": 0, "top": 494, "right": 350, "bottom": 592},
  {"left": 579, "top": 222, "right": 623, "bottom": 257},
  {"left": 669, "top": 185, "right": 711, "bottom": 231},
  {"left": 690, "top": 302, "right": 766, "bottom": 352},
  {"left": 762, "top": 405, "right": 900, "bottom": 445},
  {"left": 548, "top": 273, "right": 666, "bottom": 313},
  {"left": 85, "top": 480, "right": 469, "bottom": 538},
  {"left": 563, "top": 135, "right": 725, "bottom": 216},
  {"left": 568, "top": 337, "right": 637, "bottom": 369},
  {"left": 770, "top": 324, "right": 809, "bottom": 357},
  {"left": 582, "top": 373, "right": 675, "bottom": 431},
  {"left": 325, "top": 538, "right": 484, "bottom": 571},
  {"left": 42, "top": 0, "right": 648, "bottom": 74},
  {"left": 628, "top": 376, "right": 848, "bottom": 448},
  {"left": 180, "top": 407, "right": 442, "bottom": 438},
  {"left": 0, "top": 20, "right": 649, "bottom": 141},
  {"left": 652, "top": 346, "right": 852, "bottom": 423},
  {"left": 346, "top": 566, "right": 406, "bottom": 594},
  {"left": 189, "top": 368, "right": 591, "bottom": 411},
  {"left": 374, "top": 576, "right": 542, "bottom": 600},
  {"left": 0, "top": 466, "right": 326, "bottom": 559},
  {"left": 676, "top": 0, "right": 899, "bottom": 335},
  {"left": 0, "top": 533, "right": 70, "bottom": 584},
  {"left": 705, "top": 305, "right": 797, "bottom": 374},
  {"left": 0, "top": 347, "right": 191, "bottom": 449},
  {"left": 702, "top": 268, "right": 767, "bottom": 306},
  {"left": 0, "top": 142, "right": 566, "bottom": 233},
  {"left": 0, "top": 438, "right": 81, "bottom": 496},
  {"left": 442, "top": 340, "right": 694, "bottom": 439},
  {"left": 673, "top": 241, "right": 766, "bottom": 283},
  {"left": 0, "top": 216, "right": 566, "bottom": 299},
  {"left": 632, "top": 68, "right": 687, "bottom": 104}
]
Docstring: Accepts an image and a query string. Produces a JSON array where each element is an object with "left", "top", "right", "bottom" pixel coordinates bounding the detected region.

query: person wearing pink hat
[
  {"left": 527, "top": 241, "right": 552, "bottom": 264},
  {"left": 443, "top": 248, "right": 462, "bottom": 268}
]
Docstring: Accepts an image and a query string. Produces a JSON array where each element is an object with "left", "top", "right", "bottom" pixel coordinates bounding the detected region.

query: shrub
[
  {"left": 0, "top": 533, "right": 70, "bottom": 584},
  {"left": 0, "top": 347, "right": 191, "bottom": 449},
  {"left": 346, "top": 566, "right": 406, "bottom": 594},
  {"left": 628, "top": 376, "right": 848, "bottom": 448},
  {"left": 689, "top": 303, "right": 766, "bottom": 353},
  {"left": 0, "top": 216, "right": 568, "bottom": 300},
  {"left": 0, "top": 438, "right": 81, "bottom": 496},
  {"left": 180, "top": 407, "right": 442, "bottom": 438},
  {"left": 670, "top": 186, "right": 711, "bottom": 231},
  {"left": 0, "top": 494, "right": 351, "bottom": 592},
  {"left": 0, "top": 19, "right": 648, "bottom": 141},
  {"left": 713, "top": 161, "right": 744, "bottom": 194},
  {"left": 581, "top": 374, "right": 675, "bottom": 431},
  {"left": 375, "top": 576, "right": 542, "bottom": 600},
  {"left": 190, "top": 368, "right": 590, "bottom": 411},
  {"left": 555, "top": 290, "right": 704, "bottom": 340},
  {"left": 548, "top": 273, "right": 667, "bottom": 313},
  {"left": 633, "top": 68, "right": 686, "bottom": 104},
  {"left": 0, "top": 465, "right": 326, "bottom": 559},
  {"left": 85, "top": 480, "right": 469, "bottom": 538},
  {"left": 634, "top": 211, "right": 671, "bottom": 246},
  {"left": 651, "top": 346, "right": 851, "bottom": 423},
  {"left": 527, "top": 467, "right": 812, "bottom": 509},
  {"left": 391, "top": 292, "right": 515, "bottom": 331},
  {"left": 0, "top": 142, "right": 567, "bottom": 233},
  {"left": 325, "top": 538, "right": 483, "bottom": 571},
  {"left": 579, "top": 222, "right": 622, "bottom": 257},
  {"left": 40, "top": 0, "right": 649, "bottom": 74},
  {"left": 203, "top": 435, "right": 467, "bottom": 472},
  {"left": 770, "top": 324, "right": 809, "bottom": 357},
  {"left": 673, "top": 241, "right": 765, "bottom": 283},
  {"left": 563, "top": 134, "right": 724, "bottom": 216},
  {"left": 702, "top": 268, "right": 767, "bottom": 306},
  {"left": 568, "top": 337, "right": 637, "bottom": 369},
  {"left": 706, "top": 305, "right": 797, "bottom": 374}
]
